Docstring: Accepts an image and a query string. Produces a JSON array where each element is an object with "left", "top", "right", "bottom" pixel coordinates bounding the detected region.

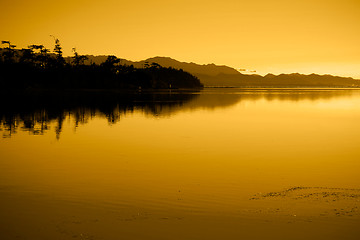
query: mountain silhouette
[
  {"left": 77, "top": 56, "right": 360, "bottom": 87},
  {"left": 76, "top": 56, "right": 239, "bottom": 75}
]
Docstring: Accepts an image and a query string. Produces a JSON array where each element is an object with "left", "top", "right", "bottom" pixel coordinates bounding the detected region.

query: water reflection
[
  {"left": 190, "top": 88, "right": 360, "bottom": 109},
  {"left": 0, "top": 90, "right": 199, "bottom": 139},
  {"left": 0, "top": 88, "right": 358, "bottom": 138},
  {"left": 1, "top": 88, "right": 360, "bottom": 240}
]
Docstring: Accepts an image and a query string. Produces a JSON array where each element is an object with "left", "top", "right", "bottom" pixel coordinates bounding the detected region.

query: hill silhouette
[
  {"left": 68, "top": 56, "right": 240, "bottom": 76},
  {"left": 78, "top": 56, "right": 360, "bottom": 87}
]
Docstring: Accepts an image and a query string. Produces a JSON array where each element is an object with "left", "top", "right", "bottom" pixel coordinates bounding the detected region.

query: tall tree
[{"left": 50, "top": 35, "right": 65, "bottom": 66}]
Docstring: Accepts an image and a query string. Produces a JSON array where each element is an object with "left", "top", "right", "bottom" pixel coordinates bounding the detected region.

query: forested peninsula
[{"left": 0, "top": 40, "right": 203, "bottom": 90}]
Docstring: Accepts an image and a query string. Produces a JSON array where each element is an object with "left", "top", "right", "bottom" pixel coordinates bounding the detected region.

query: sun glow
[{"left": 1, "top": 0, "right": 360, "bottom": 78}]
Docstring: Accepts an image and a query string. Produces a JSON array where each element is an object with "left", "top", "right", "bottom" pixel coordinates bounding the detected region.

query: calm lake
[{"left": 1, "top": 88, "right": 360, "bottom": 240}]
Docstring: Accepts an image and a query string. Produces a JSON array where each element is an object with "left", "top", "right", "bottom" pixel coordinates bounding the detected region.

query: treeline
[{"left": 0, "top": 40, "right": 203, "bottom": 89}]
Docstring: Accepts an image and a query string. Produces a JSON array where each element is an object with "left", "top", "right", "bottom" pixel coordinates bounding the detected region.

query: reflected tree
[{"left": 0, "top": 91, "right": 199, "bottom": 139}]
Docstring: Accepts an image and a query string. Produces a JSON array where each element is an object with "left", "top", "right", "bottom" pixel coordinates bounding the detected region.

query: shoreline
[{"left": 1, "top": 185, "right": 359, "bottom": 240}]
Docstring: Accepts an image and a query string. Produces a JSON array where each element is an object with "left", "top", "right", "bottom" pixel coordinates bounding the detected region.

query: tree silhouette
[
  {"left": 1, "top": 40, "right": 11, "bottom": 48},
  {"left": 19, "top": 48, "right": 35, "bottom": 64},
  {"left": 101, "top": 55, "right": 120, "bottom": 72},
  {"left": 72, "top": 48, "right": 88, "bottom": 66},
  {"left": 50, "top": 35, "right": 65, "bottom": 66},
  {"left": 1, "top": 40, "right": 17, "bottom": 62},
  {"left": 150, "top": 62, "right": 161, "bottom": 69},
  {"left": 0, "top": 39, "right": 204, "bottom": 90},
  {"left": 28, "top": 44, "right": 48, "bottom": 67},
  {"left": 144, "top": 61, "right": 150, "bottom": 68},
  {"left": 39, "top": 45, "right": 50, "bottom": 68}
]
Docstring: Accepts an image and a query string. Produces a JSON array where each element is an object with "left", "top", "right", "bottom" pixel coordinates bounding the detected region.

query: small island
[{"left": 0, "top": 40, "right": 203, "bottom": 90}]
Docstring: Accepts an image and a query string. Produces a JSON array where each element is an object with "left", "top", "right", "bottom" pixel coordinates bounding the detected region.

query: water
[{"left": 1, "top": 88, "right": 360, "bottom": 239}]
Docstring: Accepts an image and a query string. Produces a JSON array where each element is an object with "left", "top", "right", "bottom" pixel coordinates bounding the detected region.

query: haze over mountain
[{"left": 78, "top": 56, "right": 360, "bottom": 88}]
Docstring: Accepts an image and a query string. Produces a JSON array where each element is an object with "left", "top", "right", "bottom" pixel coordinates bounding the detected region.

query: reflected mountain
[
  {"left": 1, "top": 88, "right": 359, "bottom": 138},
  {"left": 184, "top": 88, "right": 360, "bottom": 110}
]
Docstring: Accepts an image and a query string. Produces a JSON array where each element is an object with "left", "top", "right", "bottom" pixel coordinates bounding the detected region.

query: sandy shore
[{"left": 1, "top": 186, "right": 360, "bottom": 240}]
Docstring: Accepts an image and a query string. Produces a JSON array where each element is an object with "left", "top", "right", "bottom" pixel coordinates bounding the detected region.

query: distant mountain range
[{"left": 76, "top": 55, "right": 360, "bottom": 87}]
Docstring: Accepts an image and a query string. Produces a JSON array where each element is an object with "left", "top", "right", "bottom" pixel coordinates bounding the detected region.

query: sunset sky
[{"left": 1, "top": 0, "right": 360, "bottom": 78}]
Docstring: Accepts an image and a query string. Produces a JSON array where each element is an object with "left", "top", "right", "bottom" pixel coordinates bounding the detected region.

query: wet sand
[{"left": 1, "top": 186, "right": 360, "bottom": 240}]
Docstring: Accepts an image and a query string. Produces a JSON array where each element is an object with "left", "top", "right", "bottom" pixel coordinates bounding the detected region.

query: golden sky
[{"left": 1, "top": 0, "right": 360, "bottom": 78}]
